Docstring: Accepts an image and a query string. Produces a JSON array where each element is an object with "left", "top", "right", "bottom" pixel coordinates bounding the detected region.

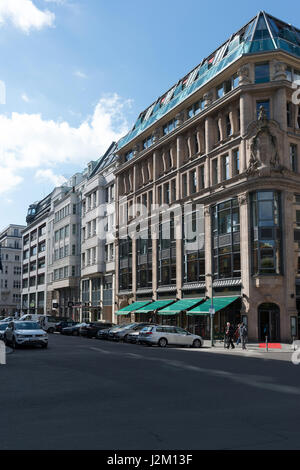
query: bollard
[{"left": 265, "top": 336, "right": 268, "bottom": 352}]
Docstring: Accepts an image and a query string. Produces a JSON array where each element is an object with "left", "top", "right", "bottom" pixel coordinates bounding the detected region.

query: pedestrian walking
[
  {"left": 225, "top": 322, "right": 235, "bottom": 349},
  {"left": 239, "top": 322, "right": 248, "bottom": 350}
]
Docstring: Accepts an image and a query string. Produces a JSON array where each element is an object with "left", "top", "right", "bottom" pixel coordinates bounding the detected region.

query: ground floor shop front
[{"left": 116, "top": 295, "right": 299, "bottom": 343}]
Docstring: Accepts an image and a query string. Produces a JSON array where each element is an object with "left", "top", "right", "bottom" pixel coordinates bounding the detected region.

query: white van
[{"left": 19, "top": 314, "right": 57, "bottom": 333}]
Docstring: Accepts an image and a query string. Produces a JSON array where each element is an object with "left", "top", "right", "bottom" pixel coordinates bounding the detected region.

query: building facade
[
  {"left": 114, "top": 11, "right": 300, "bottom": 342},
  {"left": 21, "top": 195, "right": 51, "bottom": 315},
  {"left": 0, "top": 224, "right": 25, "bottom": 316},
  {"left": 21, "top": 146, "right": 117, "bottom": 323},
  {"left": 81, "top": 142, "right": 117, "bottom": 323}
]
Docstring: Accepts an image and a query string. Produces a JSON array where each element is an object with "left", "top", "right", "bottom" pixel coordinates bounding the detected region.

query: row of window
[
  {"left": 23, "top": 258, "right": 45, "bottom": 274},
  {"left": 119, "top": 192, "right": 286, "bottom": 290},
  {"left": 23, "top": 225, "right": 46, "bottom": 246},
  {"left": 23, "top": 241, "right": 46, "bottom": 259},
  {"left": 82, "top": 191, "right": 97, "bottom": 215},
  {"left": 0, "top": 254, "right": 20, "bottom": 261},
  {"left": 53, "top": 266, "right": 77, "bottom": 280},
  {"left": 54, "top": 204, "right": 76, "bottom": 223},
  {"left": 54, "top": 244, "right": 77, "bottom": 261}
]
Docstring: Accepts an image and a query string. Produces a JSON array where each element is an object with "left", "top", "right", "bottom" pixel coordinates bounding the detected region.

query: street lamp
[{"left": 206, "top": 273, "right": 215, "bottom": 347}]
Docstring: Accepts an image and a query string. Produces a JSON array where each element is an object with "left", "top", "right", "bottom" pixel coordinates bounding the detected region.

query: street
[{"left": 0, "top": 334, "right": 300, "bottom": 450}]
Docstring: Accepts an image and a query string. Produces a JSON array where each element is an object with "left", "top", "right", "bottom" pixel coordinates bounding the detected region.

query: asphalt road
[{"left": 0, "top": 334, "right": 299, "bottom": 450}]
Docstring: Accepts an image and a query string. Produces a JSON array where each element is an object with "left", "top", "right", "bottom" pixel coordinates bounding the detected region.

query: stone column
[
  {"left": 175, "top": 209, "right": 183, "bottom": 299},
  {"left": 114, "top": 238, "right": 119, "bottom": 312},
  {"left": 274, "top": 87, "right": 287, "bottom": 131},
  {"left": 282, "top": 191, "right": 298, "bottom": 342},
  {"left": 205, "top": 116, "right": 214, "bottom": 188},
  {"left": 204, "top": 206, "right": 212, "bottom": 298},
  {"left": 239, "top": 92, "right": 252, "bottom": 172},
  {"left": 238, "top": 193, "right": 253, "bottom": 337},
  {"left": 176, "top": 135, "right": 184, "bottom": 200},
  {"left": 131, "top": 238, "right": 137, "bottom": 300}
]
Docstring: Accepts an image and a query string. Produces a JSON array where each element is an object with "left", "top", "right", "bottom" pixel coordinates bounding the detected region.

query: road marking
[{"left": 89, "top": 347, "right": 112, "bottom": 355}]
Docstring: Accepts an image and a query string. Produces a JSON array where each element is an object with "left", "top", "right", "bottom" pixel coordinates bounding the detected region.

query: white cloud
[
  {"left": 35, "top": 169, "right": 67, "bottom": 187},
  {"left": 0, "top": 0, "right": 55, "bottom": 33},
  {"left": 0, "top": 93, "right": 131, "bottom": 195},
  {"left": 74, "top": 70, "right": 88, "bottom": 79},
  {"left": 21, "top": 93, "right": 30, "bottom": 102}
]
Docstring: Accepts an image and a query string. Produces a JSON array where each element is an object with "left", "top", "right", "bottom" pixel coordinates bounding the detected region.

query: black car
[
  {"left": 96, "top": 325, "right": 119, "bottom": 340},
  {"left": 55, "top": 320, "right": 78, "bottom": 333},
  {"left": 61, "top": 322, "right": 88, "bottom": 336},
  {"left": 81, "top": 322, "right": 116, "bottom": 338}
]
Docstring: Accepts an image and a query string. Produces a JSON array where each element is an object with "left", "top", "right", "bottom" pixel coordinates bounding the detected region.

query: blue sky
[{"left": 0, "top": 0, "right": 300, "bottom": 230}]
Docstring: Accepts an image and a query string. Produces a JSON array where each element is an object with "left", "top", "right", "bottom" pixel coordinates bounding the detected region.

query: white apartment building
[
  {"left": 21, "top": 195, "right": 51, "bottom": 315},
  {"left": 46, "top": 173, "right": 86, "bottom": 320},
  {"left": 81, "top": 142, "right": 117, "bottom": 323},
  {"left": 21, "top": 143, "right": 117, "bottom": 322},
  {"left": 0, "top": 224, "right": 25, "bottom": 316}
]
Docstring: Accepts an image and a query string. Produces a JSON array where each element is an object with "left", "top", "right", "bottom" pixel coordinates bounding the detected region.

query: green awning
[
  {"left": 116, "top": 301, "right": 152, "bottom": 315},
  {"left": 158, "top": 298, "right": 204, "bottom": 315},
  {"left": 187, "top": 296, "right": 240, "bottom": 316},
  {"left": 136, "top": 300, "right": 175, "bottom": 313}
]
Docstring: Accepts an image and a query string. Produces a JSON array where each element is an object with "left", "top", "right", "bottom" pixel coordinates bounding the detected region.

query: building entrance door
[{"left": 258, "top": 303, "right": 280, "bottom": 342}]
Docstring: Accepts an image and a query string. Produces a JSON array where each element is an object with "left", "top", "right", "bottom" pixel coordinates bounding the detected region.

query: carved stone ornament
[
  {"left": 132, "top": 143, "right": 140, "bottom": 157},
  {"left": 237, "top": 64, "right": 251, "bottom": 85},
  {"left": 246, "top": 107, "right": 287, "bottom": 177},
  {"left": 152, "top": 127, "right": 161, "bottom": 143},
  {"left": 204, "top": 207, "right": 210, "bottom": 217},
  {"left": 238, "top": 194, "right": 247, "bottom": 206},
  {"left": 272, "top": 60, "right": 287, "bottom": 81},
  {"left": 175, "top": 111, "right": 184, "bottom": 127},
  {"left": 203, "top": 91, "right": 213, "bottom": 108}
]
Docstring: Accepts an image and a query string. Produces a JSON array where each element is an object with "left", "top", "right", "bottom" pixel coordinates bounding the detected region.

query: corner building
[{"left": 114, "top": 11, "right": 300, "bottom": 342}]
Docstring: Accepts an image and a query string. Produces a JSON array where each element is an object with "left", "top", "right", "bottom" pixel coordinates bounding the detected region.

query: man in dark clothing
[
  {"left": 225, "top": 322, "right": 235, "bottom": 349},
  {"left": 239, "top": 322, "right": 248, "bottom": 350}
]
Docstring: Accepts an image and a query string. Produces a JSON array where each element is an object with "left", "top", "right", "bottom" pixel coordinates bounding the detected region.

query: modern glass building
[{"left": 114, "top": 11, "right": 300, "bottom": 342}]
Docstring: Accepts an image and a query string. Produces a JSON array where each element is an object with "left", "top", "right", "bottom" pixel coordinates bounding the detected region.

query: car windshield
[{"left": 15, "top": 322, "right": 40, "bottom": 330}]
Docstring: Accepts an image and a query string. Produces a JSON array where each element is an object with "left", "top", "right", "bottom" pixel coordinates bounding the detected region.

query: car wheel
[
  {"left": 41, "top": 343, "right": 48, "bottom": 349},
  {"left": 158, "top": 337, "right": 167, "bottom": 348},
  {"left": 48, "top": 328, "right": 54, "bottom": 334},
  {"left": 193, "top": 339, "right": 201, "bottom": 348},
  {"left": 123, "top": 334, "right": 129, "bottom": 343}
]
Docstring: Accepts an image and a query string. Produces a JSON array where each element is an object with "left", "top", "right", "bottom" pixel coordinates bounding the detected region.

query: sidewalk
[{"left": 203, "top": 339, "right": 296, "bottom": 352}]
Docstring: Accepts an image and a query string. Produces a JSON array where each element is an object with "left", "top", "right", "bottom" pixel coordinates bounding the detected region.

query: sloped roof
[
  {"left": 117, "top": 11, "right": 300, "bottom": 151},
  {"left": 89, "top": 141, "right": 118, "bottom": 178}
]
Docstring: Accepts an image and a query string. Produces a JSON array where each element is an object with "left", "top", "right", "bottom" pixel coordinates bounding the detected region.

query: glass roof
[{"left": 117, "top": 11, "right": 300, "bottom": 152}]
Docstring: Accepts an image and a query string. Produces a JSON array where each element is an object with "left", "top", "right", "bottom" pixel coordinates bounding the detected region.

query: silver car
[
  {"left": 139, "top": 325, "right": 203, "bottom": 348},
  {"left": 4, "top": 321, "right": 48, "bottom": 349}
]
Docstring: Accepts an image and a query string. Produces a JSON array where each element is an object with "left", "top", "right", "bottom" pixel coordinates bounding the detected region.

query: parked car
[
  {"left": 0, "top": 322, "right": 9, "bottom": 340},
  {"left": 4, "top": 321, "right": 48, "bottom": 349},
  {"left": 55, "top": 320, "right": 78, "bottom": 333},
  {"left": 126, "top": 324, "right": 157, "bottom": 343},
  {"left": 138, "top": 325, "right": 203, "bottom": 348},
  {"left": 19, "top": 314, "right": 58, "bottom": 333},
  {"left": 0, "top": 316, "right": 14, "bottom": 323},
  {"left": 61, "top": 322, "right": 88, "bottom": 336},
  {"left": 110, "top": 323, "right": 154, "bottom": 342},
  {"left": 80, "top": 322, "right": 116, "bottom": 338},
  {"left": 96, "top": 325, "right": 118, "bottom": 340}
]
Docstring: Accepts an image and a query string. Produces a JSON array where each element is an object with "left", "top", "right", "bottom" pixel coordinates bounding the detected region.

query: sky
[{"left": 0, "top": 0, "right": 300, "bottom": 230}]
